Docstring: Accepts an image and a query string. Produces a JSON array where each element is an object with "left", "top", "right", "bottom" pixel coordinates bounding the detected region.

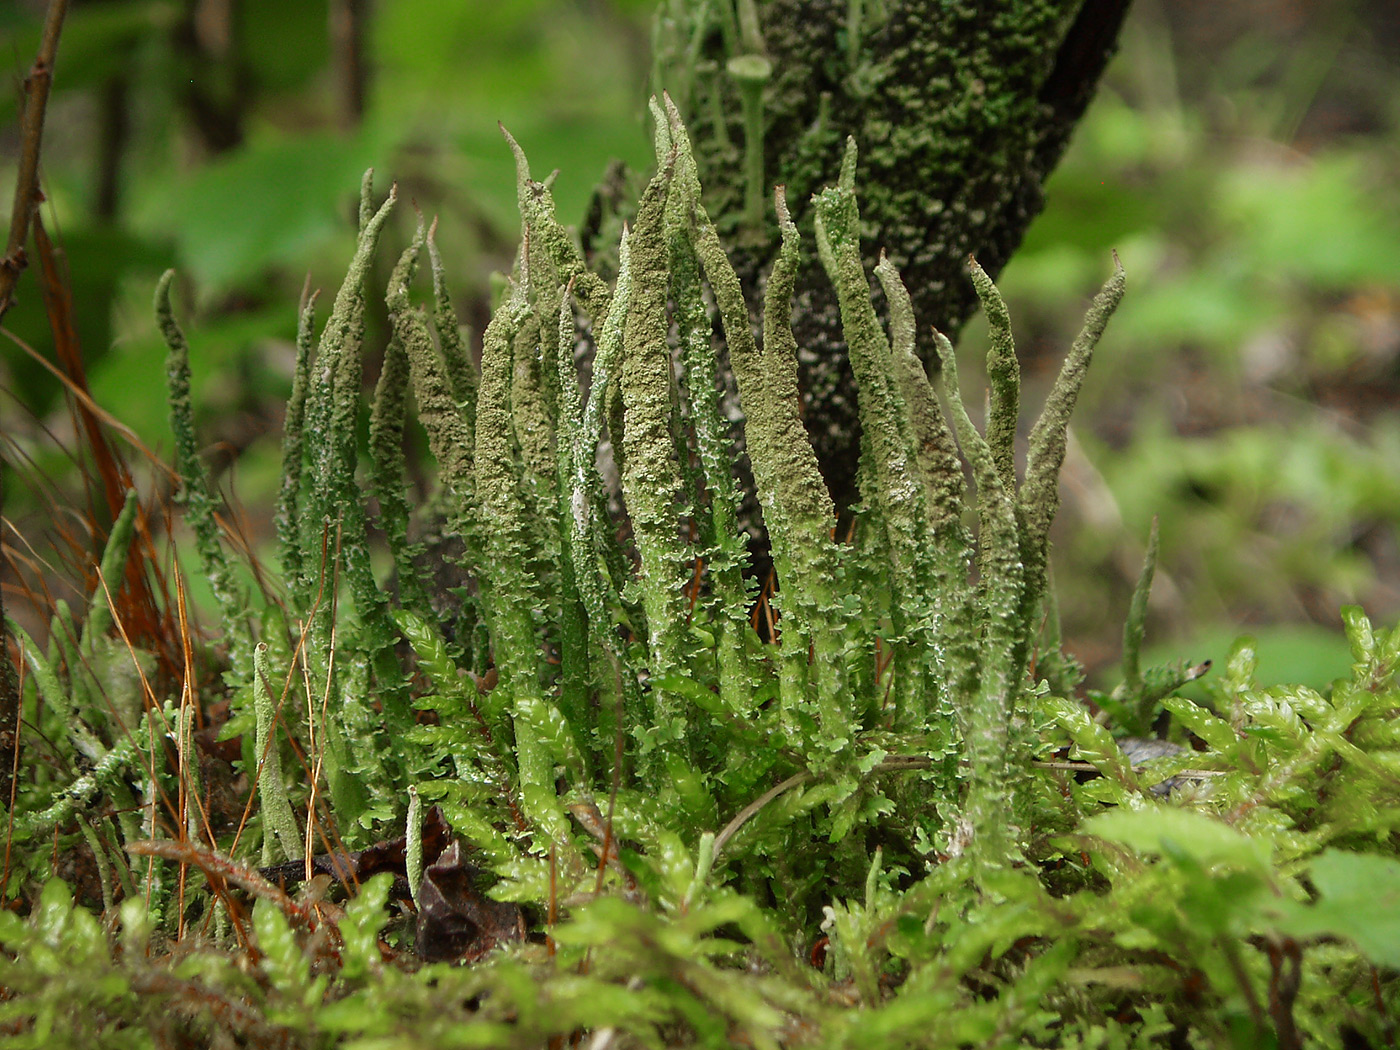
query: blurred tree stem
[
  {"left": 177, "top": 0, "right": 247, "bottom": 153},
  {"left": 330, "top": 0, "right": 368, "bottom": 129},
  {"left": 95, "top": 75, "right": 131, "bottom": 223}
]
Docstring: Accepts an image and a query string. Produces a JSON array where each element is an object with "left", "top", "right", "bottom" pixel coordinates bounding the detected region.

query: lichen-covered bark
[{"left": 652, "top": 0, "right": 1130, "bottom": 508}]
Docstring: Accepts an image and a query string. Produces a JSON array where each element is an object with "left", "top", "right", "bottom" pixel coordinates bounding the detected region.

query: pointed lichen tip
[
  {"left": 357, "top": 183, "right": 397, "bottom": 239},
  {"left": 774, "top": 185, "right": 791, "bottom": 226},
  {"left": 155, "top": 268, "right": 176, "bottom": 302},
  {"left": 664, "top": 98, "right": 689, "bottom": 151},
  {"left": 1111, "top": 248, "right": 1124, "bottom": 274},
  {"left": 838, "top": 136, "right": 858, "bottom": 191},
  {"left": 653, "top": 101, "right": 682, "bottom": 172},
  {"left": 968, "top": 261, "right": 1001, "bottom": 308},
  {"left": 427, "top": 214, "right": 440, "bottom": 242},
  {"left": 663, "top": 90, "right": 683, "bottom": 125},
  {"left": 664, "top": 98, "right": 697, "bottom": 173},
  {"left": 616, "top": 224, "right": 631, "bottom": 270},
  {"left": 500, "top": 123, "right": 529, "bottom": 174},
  {"left": 932, "top": 328, "right": 956, "bottom": 366}
]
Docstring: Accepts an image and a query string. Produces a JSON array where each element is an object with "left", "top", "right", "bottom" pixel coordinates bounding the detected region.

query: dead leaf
[{"left": 415, "top": 841, "right": 526, "bottom": 962}]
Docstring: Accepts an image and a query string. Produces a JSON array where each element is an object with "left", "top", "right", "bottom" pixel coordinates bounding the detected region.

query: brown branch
[
  {"left": 0, "top": 0, "right": 69, "bottom": 848},
  {"left": 0, "top": 0, "right": 70, "bottom": 324},
  {"left": 125, "top": 838, "right": 311, "bottom": 928}
]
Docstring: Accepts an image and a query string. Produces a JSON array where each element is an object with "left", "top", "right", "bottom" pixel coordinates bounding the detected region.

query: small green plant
[{"left": 2, "top": 102, "right": 1398, "bottom": 1048}]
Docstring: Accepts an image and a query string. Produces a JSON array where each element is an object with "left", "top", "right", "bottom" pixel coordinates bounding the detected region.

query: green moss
[{"left": 16, "top": 91, "right": 1399, "bottom": 1050}]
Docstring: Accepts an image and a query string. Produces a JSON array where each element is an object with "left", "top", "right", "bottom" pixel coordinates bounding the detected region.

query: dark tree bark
[
  {"left": 330, "top": 0, "right": 369, "bottom": 129},
  {"left": 642, "top": 0, "right": 1131, "bottom": 512},
  {"left": 174, "top": 0, "right": 248, "bottom": 155}
]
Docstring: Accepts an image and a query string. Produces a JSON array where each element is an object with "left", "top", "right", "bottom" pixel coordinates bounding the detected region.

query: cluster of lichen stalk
[{"left": 155, "top": 99, "right": 1122, "bottom": 888}]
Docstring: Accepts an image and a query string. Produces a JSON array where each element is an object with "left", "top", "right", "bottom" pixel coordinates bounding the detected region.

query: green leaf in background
[
  {"left": 89, "top": 302, "right": 298, "bottom": 448},
  {"left": 1220, "top": 153, "right": 1400, "bottom": 290},
  {"left": 1270, "top": 849, "right": 1400, "bottom": 968},
  {"left": 132, "top": 132, "right": 385, "bottom": 294},
  {"left": 0, "top": 225, "right": 164, "bottom": 417},
  {"left": 241, "top": 0, "right": 331, "bottom": 93},
  {"left": 371, "top": 0, "right": 651, "bottom": 230},
  {"left": 1141, "top": 623, "right": 1356, "bottom": 702}
]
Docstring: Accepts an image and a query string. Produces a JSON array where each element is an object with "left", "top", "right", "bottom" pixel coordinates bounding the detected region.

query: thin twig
[
  {"left": 709, "top": 750, "right": 1224, "bottom": 866},
  {"left": 125, "top": 839, "right": 312, "bottom": 927},
  {"left": 711, "top": 755, "right": 944, "bottom": 861},
  {"left": 1267, "top": 937, "right": 1304, "bottom": 1050},
  {"left": 712, "top": 771, "right": 812, "bottom": 861},
  {"left": 0, "top": 0, "right": 70, "bottom": 322},
  {"left": 0, "top": 325, "right": 169, "bottom": 476}
]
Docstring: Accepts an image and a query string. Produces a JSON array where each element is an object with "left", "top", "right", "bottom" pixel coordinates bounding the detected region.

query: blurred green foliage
[
  {"left": 0, "top": 0, "right": 653, "bottom": 432},
  {"left": 982, "top": 6, "right": 1400, "bottom": 685}
]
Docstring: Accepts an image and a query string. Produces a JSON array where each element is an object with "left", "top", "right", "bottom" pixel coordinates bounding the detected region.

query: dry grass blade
[{"left": 125, "top": 839, "right": 312, "bottom": 926}]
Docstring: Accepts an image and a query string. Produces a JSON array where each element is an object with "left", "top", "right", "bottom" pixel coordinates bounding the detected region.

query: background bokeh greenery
[{"left": 2, "top": 0, "right": 1398, "bottom": 693}]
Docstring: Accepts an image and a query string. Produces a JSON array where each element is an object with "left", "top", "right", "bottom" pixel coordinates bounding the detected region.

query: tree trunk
[{"left": 638, "top": 0, "right": 1131, "bottom": 512}]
